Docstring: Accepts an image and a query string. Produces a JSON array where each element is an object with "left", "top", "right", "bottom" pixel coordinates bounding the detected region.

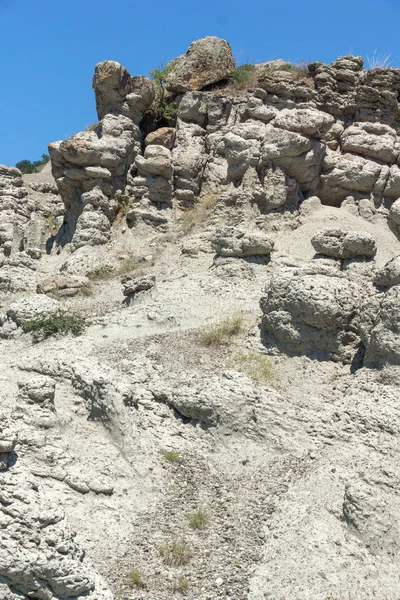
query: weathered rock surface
[
  {"left": 311, "top": 229, "right": 377, "bottom": 259},
  {"left": 165, "top": 36, "right": 236, "bottom": 93},
  {"left": 7, "top": 295, "right": 61, "bottom": 325},
  {"left": 211, "top": 227, "right": 274, "bottom": 257},
  {"left": 260, "top": 268, "right": 364, "bottom": 362}
]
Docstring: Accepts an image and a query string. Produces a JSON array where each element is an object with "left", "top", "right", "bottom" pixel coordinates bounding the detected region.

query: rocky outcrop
[
  {"left": 47, "top": 39, "right": 400, "bottom": 251},
  {"left": 49, "top": 61, "right": 155, "bottom": 249}
]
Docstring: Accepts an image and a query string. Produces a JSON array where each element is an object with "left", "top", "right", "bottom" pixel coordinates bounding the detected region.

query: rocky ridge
[{"left": 1, "top": 36, "right": 400, "bottom": 600}]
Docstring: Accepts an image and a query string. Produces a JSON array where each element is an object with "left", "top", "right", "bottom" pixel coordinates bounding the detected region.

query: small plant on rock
[
  {"left": 229, "top": 63, "right": 257, "bottom": 84},
  {"left": 188, "top": 508, "right": 209, "bottom": 530},
  {"left": 149, "top": 62, "right": 178, "bottom": 123}
]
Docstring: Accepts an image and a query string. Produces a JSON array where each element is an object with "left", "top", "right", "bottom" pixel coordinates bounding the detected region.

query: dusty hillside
[{"left": 1, "top": 36, "right": 400, "bottom": 600}]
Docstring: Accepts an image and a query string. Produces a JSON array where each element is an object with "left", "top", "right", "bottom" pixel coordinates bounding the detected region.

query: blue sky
[{"left": 1, "top": 0, "right": 399, "bottom": 166}]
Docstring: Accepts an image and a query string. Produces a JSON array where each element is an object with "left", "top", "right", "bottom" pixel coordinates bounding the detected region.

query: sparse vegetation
[
  {"left": 86, "top": 257, "right": 145, "bottom": 282},
  {"left": 47, "top": 215, "right": 59, "bottom": 236},
  {"left": 187, "top": 508, "right": 209, "bottom": 530},
  {"left": 180, "top": 193, "right": 219, "bottom": 233},
  {"left": 149, "top": 62, "right": 178, "bottom": 123},
  {"left": 129, "top": 568, "right": 145, "bottom": 588},
  {"left": 234, "top": 352, "right": 275, "bottom": 385},
  {"left": 225, "top": 63, "right": 258, "bottom": 92},
  {"left": 85, "top": 122, "right": 98, "bottom": 132},
  {"left": 267, "top": 60, "right": 310, "bottom": 80},
  {"left": 171, "top": 577, "right": 189, "bottom": 593},
  {"left": 16, "top": 154, "right": 50, "bottom": 174},
  {"left": 198, "top": 310, "right": 244, "bottom": 347},
  {"left": 158, "top": 540, "right": 193, "bottom": 566},
  {"left": 229, "top": 63, "right": 257, "bottom": 85},
  {"left": 160, "top": 449, "right": 181, "bottom": 463},
  {"left": 367, "top": 49, "right": 392, "bottom": 69},
  {"left": 22, "top": 313, "right": 87, "bottom": 340}
]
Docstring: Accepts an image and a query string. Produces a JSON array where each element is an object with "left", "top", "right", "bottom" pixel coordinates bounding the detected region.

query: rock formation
[{"left": 3, "top": 36, "right": 400, "bottom": 600}]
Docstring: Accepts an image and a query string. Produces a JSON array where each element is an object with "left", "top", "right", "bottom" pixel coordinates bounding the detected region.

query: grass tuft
[
  {"left": 160, "top": 449, "right": 181, "bottom": 463},
  {"left": 188, "top": 508, "right": 209, "bottom": 530},
  {"left": 171, "top": 577, "right": 189, "bottom": 593},
  {"left": 159, "top": 540, "right": 193, "bottom": 566},
  {"left": 129, "top": 568, "right": 145, "bottom": 588},
  {"left": 180, "top": 194, "right": 219, "bottom": 232},
  {"left": 234, "top": 352, "right": 275, "bottom": 385},
  {"left": 367, "top": 50, "right": 392, "bottom": 69},
  {"left": 198, "top": 311, "right": 244, "bottom": 347}
]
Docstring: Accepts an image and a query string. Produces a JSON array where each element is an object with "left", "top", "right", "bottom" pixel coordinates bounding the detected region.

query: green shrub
[
  {"left": 198, "top": 311, "right": 244, "bottom": 347},
  {"left": 188, "top": 508, "right": 209, "bottom": 530},
  {"left": 160, "top": 449, "right": 181, "bottom": 463},
  {"left": 229, "top": 63, "right": 256, "bottom": 84},
  {"left": 149, "top": 62, "right": 177, "bottom": 122},
  {"left": 22, "top": 313, "right": 86, "bottom": 339}
]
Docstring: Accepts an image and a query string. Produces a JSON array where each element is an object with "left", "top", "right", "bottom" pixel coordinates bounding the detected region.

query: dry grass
[
  {"left": 86, "top": 257, "right": 146, "bottom": 282},
  {"left": 187, "top": 508, "right": 209, "bottom": 530},
  {"left": 198, "top": 310, "right": 244, "bottom": 347},
  {"left": 171, "top": 577, "right": 189, "bottom": 593},
  {"left": 180, "top": 193, "right": 219, "bottom": 233},
  {"left": 265, "top": 60, "right": 310, "bottom": 81},
  {"left": 234, "top": 352, "right": 275, "bottom": 385},
  {"left": 367, "top": 50, "right": 392, "bottom": 69},
  {"left": 85, "top": 122, "right": 99, "bottom": 132},
  {"left": 158, "top": 540, "right": 193, "bottom": 566}
]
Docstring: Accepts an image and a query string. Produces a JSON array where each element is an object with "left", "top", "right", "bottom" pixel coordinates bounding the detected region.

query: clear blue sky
[{"left": 1, "top": 0, "right": 399, "bottom": 166}]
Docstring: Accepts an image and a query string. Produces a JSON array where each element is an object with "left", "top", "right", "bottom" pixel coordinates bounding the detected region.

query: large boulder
[
  {"left": 165, "top": 36, "right": 236, "bottom": 93},
  {"left": 7, "top": 295, "right": 61, "bottom": 326},
  {"left": 311, "top": 229, "right": 377, "bottom": 259},
  {"left": 260, "top": 269, "right": 364, "bottom": 362}
]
